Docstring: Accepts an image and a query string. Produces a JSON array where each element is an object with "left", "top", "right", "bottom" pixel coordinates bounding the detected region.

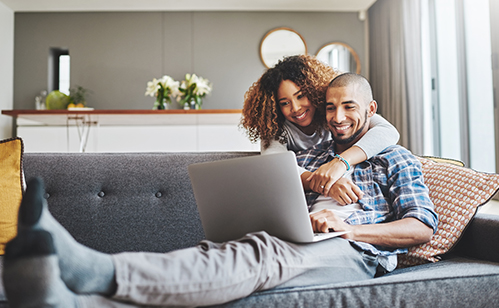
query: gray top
[{"left": 261, "top": 114, "right": 399, "bottom": 158}]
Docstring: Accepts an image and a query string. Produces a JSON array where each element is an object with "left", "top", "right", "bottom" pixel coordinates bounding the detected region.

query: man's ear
[{"left": 367, "top": 100, "right": 378, "bottom": 117}]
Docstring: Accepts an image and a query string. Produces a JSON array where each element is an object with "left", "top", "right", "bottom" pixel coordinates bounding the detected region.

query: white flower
[
  {"left": 194, "top": 76, "right": 212, "bottom": 96},
  {"left": 145, "top": 78, "right": 160, "bottom": 97},
  {"left": 178, "top": 73, "right": 212, "bottom": 99},
  {"left": 145, "top": 75, "right": 181, "bottom": 98},
  {"left": 147, "top": 73, "right": 212, "bottom": 107},
  {"left": 159, "top": 75, "right": 181, "bottom": 97}
]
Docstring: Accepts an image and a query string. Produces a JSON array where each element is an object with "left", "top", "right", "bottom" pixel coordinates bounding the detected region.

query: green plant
[{"left": 69, "top": 86, "right": 88, "bottom": 106}]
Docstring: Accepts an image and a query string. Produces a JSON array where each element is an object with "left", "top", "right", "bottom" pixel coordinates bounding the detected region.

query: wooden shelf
[
  {"left": 2, "top": 109, "right": 243, "bottom": 126},
  {"left": 2, "top": 109, "right": 242, "bottom": 116}
]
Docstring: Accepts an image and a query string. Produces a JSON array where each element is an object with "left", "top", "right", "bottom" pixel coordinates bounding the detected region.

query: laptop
[{"left": 188, "top": 151, "right": 349, "bottom": 243}]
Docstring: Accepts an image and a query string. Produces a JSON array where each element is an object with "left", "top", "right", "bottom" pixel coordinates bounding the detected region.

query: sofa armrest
[{"left": 451, "top": 213, "right": 499, "bottom": 262}]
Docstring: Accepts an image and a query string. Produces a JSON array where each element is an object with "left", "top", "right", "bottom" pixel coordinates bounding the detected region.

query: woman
[{"left": 241, "top": 55, "right": 399, "bottom": 198}]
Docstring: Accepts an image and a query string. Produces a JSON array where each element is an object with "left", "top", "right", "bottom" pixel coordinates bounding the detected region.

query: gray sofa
[{"left": 1, "top": 152, "right": 499, "bottom": 307}]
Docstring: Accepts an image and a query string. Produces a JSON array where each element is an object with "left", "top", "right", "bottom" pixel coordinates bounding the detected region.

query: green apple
[{"left": 45, "top": 90, "right": 70, "bottom": 110}]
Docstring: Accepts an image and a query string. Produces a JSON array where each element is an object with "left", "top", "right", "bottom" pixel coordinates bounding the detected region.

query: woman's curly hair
[{"left": 240, "top": 55, "right": 340, "bottom": 148}]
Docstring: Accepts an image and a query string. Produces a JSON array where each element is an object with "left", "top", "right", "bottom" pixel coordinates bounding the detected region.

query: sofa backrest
[{"left": 23, "top": 152, "right": 257, "bottom": 254}]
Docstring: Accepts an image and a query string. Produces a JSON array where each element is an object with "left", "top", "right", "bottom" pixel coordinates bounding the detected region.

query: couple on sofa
[{"left": 3, "top": 60, "right": 438, "bottom": 307}]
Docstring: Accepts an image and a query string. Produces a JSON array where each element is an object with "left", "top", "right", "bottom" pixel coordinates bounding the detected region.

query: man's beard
[{"left": 331, "top": 111, "right": 368, "bottom": 145}]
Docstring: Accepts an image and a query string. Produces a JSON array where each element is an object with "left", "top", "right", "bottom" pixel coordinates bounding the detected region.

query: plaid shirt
[{"left": 296, "top": 141, "right": 438, "bottom": 257}]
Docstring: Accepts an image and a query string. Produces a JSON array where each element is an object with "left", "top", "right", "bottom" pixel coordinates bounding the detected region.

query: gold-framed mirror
[
  {"left": 316, "top": 42, "right": 361, "bottom": 74},
  {"left": 260, "top": 27, "right": 307, "bottom": 69}
]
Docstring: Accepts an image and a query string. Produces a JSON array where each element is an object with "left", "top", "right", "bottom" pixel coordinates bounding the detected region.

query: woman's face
[{"left": 277, "top": 80, "right": 316, "bottom": 134}]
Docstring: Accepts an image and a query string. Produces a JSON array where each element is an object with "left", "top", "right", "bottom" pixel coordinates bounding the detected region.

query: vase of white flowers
[
  {"left": 145, "top": 75, "right": 180, "bottom": 110},
  {"left": 177, "top": 74, "right": 212, "bottom": 110}
]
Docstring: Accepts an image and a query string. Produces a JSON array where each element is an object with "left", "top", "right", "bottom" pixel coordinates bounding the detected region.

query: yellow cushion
[
  {"left": 422, "top": 156, "right": 465, "bottom": 167},
  {"left": 0, "top": 138, "right": 24, "bottom": 255},
  {"left": 397, "top": 156, "right": 499, "bottom": 267}
]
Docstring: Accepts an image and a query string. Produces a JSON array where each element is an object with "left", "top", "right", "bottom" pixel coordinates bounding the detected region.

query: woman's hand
[
  {"left": 306, "top": 158, "right": 347, "bottom": 196},
  {"left": 327, "top": 178, "right": 364, "bottom": 205}
]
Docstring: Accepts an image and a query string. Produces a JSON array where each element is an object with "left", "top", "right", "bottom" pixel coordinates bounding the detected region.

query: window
[
  {"left": 423, "top": 0, "right": 496, "bottom": 172},
  {"left": 49, "top": 48, "right": 70, "bottom": 95}
]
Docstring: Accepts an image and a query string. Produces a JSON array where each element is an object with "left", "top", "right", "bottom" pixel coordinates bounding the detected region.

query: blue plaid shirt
[{"left": 296, "top": 142, "right": 438, "bottom": 257}]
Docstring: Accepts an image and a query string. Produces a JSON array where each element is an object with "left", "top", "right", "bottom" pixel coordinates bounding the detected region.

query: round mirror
[
  {"left": 316, "top": 42, "right": 361, "bottom": 74},
  {"left": 260, "top": 27, "right": 307, "bottom": 68}
]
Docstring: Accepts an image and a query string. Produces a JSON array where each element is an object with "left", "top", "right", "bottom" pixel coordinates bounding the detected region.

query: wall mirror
[
  {"left": 316, "top": 42, "right": 361, "bottom": 74},
  {"left": 260, "top": 27, "right": 307, "bottom": 68}
]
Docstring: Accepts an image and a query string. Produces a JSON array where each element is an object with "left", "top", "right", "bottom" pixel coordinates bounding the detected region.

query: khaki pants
[{"left": 80, "top": 232, "right": 378, "bottom": 307}]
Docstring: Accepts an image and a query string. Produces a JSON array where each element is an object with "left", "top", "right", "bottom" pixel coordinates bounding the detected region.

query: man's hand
[
  {"left": 309, "top": 209, "right": 353, "bottom": 235},
  {"left": 306, "top": 159, "right": 347, "bottom": 195},
  {"left": 327, "top": 178, "right": 364, "bottom": 205}
]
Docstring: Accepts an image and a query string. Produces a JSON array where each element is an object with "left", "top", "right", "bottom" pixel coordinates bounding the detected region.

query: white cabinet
[{"left": 11, "top": 110, "right": 260, "bottom": 153}]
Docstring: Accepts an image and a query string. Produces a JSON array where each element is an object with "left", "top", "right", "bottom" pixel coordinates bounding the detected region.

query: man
[
  {"left": 298, "top": 73, "right": 437, "bottom": 272},
  {"left": 3, "top": 73, "right": 438, "bottom": 308}
]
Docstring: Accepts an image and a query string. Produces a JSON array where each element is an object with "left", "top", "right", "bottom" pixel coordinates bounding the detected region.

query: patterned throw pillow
[
  {"left": 0, "top": 138, "right": 24, "bottom": 255},
  {"left": 397, "top": 156, "right": 499, "bottom": 267}
]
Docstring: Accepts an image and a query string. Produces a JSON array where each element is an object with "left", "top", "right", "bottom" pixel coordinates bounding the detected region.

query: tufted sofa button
[
  {"left": 43, "top": 193, "right": 50, "bottom": 199},
  {"left": 155, "top": 192, "right": 162, "bottom": 198},
  {"left": 98, "top": 191, "right": 105, "bottom": 198}
]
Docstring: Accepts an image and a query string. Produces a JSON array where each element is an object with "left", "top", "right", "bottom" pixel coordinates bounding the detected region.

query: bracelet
[{"left": 334, "top": 154, "right": 351, "bottom": 171}]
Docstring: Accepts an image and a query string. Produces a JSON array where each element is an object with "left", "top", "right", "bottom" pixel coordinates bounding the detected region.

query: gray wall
[{"left": 14, "top": 11, "right": 365, "bottom": 110}]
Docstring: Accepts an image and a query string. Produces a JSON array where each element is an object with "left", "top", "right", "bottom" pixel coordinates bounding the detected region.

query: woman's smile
[{"left": 277, "top": 80, "right": 316, "bottom": 132}]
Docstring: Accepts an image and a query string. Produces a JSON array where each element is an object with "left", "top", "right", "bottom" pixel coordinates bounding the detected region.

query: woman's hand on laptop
[{"left": 310, "top": 209, "right": 353, "bottom": 235}]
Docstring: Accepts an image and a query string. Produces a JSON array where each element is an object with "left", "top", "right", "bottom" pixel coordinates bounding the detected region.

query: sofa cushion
[
  {"left": 210, "top": 257, "right": 499, "bottom": 307},
  {"left": 398, "top": 157, "right": 499, "bottom": 267},
  {"left": 0, "top": 138, "right": 24, "bottom": 255},
  {"left": 22, "top": 152, "right": 258, "bottom": 254}
]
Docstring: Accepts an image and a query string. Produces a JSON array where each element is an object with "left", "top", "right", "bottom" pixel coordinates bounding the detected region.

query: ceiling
[{"left": 1, "top": 0, "right": 377, "bottom": 13}]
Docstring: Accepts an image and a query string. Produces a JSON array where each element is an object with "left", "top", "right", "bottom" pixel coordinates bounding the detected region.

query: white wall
[{"left": 0, "top": 1, "right": 14, "bottom": 139}]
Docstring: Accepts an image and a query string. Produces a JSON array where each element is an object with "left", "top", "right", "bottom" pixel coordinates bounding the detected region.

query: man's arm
[
  {"left": 310, "top": 210, "right": 433, "bottom": 248},
  {"left": 310, "top": 147, "right": 437, "bottom": 248}
]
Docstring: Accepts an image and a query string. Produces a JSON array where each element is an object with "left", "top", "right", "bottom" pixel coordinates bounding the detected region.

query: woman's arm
[
  {"left": 354, "top": 113, "right": 400, "bottom": 159},
  {"left": 307, "top": 146, "right": 366, "bottom": 196},
  {"left": 308, "top": 114, "right": 399, "bottom": 199}
]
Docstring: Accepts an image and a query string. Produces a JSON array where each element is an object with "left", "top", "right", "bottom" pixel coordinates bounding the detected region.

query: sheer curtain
[{"left": 369, "top": 0, "right": 424, "bottom": 154}]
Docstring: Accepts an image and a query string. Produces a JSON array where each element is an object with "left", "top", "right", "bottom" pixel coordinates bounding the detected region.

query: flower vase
[
  {"left": 154, "top": 89, "right": 171, "bottom": 110},
  {"left": 154, "top": 100, "right": 169, "bottom": 110},
  {"left": 194, "top": 98, "right": 202, "bottom": 110},
  {"left": 183, "top": 102, "right": 191, "bottom": 110}
]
